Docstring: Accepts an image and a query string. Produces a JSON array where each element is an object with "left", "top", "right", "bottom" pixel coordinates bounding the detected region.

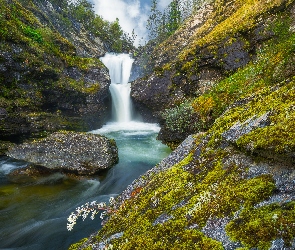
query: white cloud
[
  {"left": 158, "top": 0, "right": 172, "bottom": 10},
  {"left": 91, "top": 0, "right": 150, "bottom": 46},
  {"left": 127, "top": 0, "right": 140, "bottom": 18}
]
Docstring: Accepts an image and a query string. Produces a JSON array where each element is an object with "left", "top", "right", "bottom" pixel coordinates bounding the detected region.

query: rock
[
  {"left": 0, "top": 108, "right": 8, "bottom": 119},
  {"left": 7, "top": 131, "right": 118, "bottom": 175},
  {"left": 31, "top": 0, "right": 106, "bottom": 58},
  {"left": 0, "top": 140, "right": 15, "bottom": 156},
  {"left": 8, "top": 164, "right": 57, "bottom": 183},
  {"left": 222, "top": 112, "right": 271, "bottom": 143},
  {"left": 0, "top": 0, "right": 112, "bottom": 142}
]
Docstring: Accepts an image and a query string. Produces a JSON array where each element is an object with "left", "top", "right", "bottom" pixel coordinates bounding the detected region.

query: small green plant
[
  {"left": 22, "top": 25, "right": 43, "bottom": 43},
  {"left": 161, "top": 100, "right": 201, "bottom": 133}
]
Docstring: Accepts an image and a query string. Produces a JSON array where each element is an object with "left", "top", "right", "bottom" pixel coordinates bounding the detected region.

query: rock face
[
  {"left": 131, "top": 0, "right": 291, "bottom": 146},
  {"left": 131, "top": 71, "right": 181, "bottom": 122},
  {"left": 7, "top": 131, "right": 118, "bottom": 175},
  {"left": 31, "top": 0, "right": 106, "bottom": 58},
  {"left": 0, "top": 0, "right": 111, "bottom": 143}
]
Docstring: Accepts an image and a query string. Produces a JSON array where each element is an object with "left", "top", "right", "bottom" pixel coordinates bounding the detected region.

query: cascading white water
[{"left": 100, "top": 53, "right": 134, "bottom": 123}]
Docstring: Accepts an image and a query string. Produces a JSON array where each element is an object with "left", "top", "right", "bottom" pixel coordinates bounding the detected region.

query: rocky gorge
[{"left": 1, "top": 0, "right": 295, "bottom": 249}]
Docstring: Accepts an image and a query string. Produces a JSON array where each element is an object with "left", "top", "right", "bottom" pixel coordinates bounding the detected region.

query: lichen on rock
[{"left": 7, "top": 131, "right": 118, "bottom": 176}]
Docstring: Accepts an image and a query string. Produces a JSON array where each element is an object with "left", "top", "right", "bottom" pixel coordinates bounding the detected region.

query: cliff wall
[{"left": 0, "top": 0, "right": 110, "bottom": 145}]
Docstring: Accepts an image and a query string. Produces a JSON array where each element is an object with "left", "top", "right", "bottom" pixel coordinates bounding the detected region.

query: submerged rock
[
  {"left": 8, "top": 164, "right": 58, "bottom": 183},
  {"left": 7, "top": 131, "right": 118, "bottom": 176}
]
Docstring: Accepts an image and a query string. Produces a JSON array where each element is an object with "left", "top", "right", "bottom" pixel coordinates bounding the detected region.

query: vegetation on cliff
[{"left": 132, "top": 0, "right": 295, "bottom": 148}]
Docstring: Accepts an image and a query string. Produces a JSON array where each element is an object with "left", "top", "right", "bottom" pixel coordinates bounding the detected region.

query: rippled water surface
[{"left": 0, "top": 122, "right": 170, "bottom": 249}]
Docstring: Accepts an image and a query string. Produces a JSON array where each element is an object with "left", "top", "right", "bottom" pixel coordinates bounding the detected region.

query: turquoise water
[{"left": 0, "top": 122, "right": 170, "bottom": 249}]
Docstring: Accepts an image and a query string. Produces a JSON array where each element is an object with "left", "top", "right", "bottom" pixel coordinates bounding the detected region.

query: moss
[
  {"left": 161, "top": 11, "right": 295, "bottom": 143},
  {"left": 226, "top": 202, "right": 295, "bottom": 249},
  {"left": 205, "top": 78, "right": 295, "bottom": 163},
  {"left": 180, "top": 0, "right": 293, "bottom": 60},
  {"left": 0, "top": 0, "right": 104, "bottom": 74},
  {"left": 235, "top": 81, "right": 295, "bottom": 153},
  {"left": 74, "top": 142, "right": 279, "bottom": 249},
  {"left": 68, "top": 238, "right": 88, "bottom": 250},
  {"left": 0, "top": 0, "right": 107, "bottom": 140},
  {"left": 22, "top": 25, "right": 43, "bottom": 43}
]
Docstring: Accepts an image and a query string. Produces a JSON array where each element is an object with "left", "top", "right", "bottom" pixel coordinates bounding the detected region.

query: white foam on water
[
  {"left": 90, "top": 121, "right": 160, "bottom": 134},
  {"left": 0, "top": 163, "right": 19, "bottom": 174}
]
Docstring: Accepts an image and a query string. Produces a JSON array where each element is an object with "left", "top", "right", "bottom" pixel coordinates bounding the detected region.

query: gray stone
[
  {"left": 7, "top": 131, "right": 118, "bottom": 175},
  {"left": 222, "top": 112, "right": 271, "bottom": 143}
]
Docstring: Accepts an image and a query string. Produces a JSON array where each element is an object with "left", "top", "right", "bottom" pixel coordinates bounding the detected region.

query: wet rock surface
[
  {"left": 222, "top": 112, "right": 271, "bottom": 143},
  {"left": 131, "top": 71, "right": 180, "bottom": 114},
  {"left": 7, "top": 131, "right": 118, "bottom": 176}
]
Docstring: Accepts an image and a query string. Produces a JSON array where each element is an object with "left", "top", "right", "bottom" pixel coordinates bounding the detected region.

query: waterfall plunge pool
[
  {"left": 0, "top": 123, "right": 170, "bottom": 249},
  {"left": 0, "top": 53, "right": 171, "bottom": 249}
]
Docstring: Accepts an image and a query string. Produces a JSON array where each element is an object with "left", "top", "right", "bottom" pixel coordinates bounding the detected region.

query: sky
[{"left": 89, "top": 0, "right": 172, "bottom": 45}]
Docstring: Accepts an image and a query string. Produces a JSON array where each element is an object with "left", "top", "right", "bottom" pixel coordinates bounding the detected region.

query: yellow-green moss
[
  {"left": 226, "top": 201, "right": 295, "bottom": 249},
  {"left": 76, "top": 144, "right": 278, "bottom": 249},
  {"left": 206, "top": 78, "right": 295, "bottom": 160},
  {"left": 163, "top": 12, "right": 295, "bottom": 140},
  {"left": 0, "top": 0, "right": 104, "bottom": 74},
  {"left": 236, "top": 81, "right": 295, "bottom": 154},
  {"left": 180, "top": 0, "right": 293, "bottom": 60},
  {"left": 68, "top": 238, "right": 89, "bottom": 250}
]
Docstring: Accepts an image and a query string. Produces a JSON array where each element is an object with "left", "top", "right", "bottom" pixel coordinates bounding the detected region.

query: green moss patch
[{"left": 226, "top": 202, "right": 295, "bottom": 249}]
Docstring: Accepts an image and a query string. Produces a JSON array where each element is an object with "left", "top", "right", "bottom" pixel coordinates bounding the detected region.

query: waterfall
[{"left": 100, "top": 53, "right": 134, "bottom": 123}]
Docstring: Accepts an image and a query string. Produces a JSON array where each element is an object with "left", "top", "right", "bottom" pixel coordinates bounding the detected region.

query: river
[{"left": 0, "top": 53, "right": 170, "bottom": 249}]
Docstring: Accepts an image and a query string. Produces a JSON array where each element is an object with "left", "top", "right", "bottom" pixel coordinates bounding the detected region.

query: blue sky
[{"left": 89, "top": 0, "right": 172, "bottom": 45}]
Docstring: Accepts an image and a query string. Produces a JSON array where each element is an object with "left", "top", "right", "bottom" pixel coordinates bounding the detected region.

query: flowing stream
[{"left": 0, "top": 53, "right": 170, "bottom": 249}]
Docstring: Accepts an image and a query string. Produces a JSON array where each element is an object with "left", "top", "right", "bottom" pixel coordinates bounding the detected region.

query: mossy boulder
[{"left": 7, "top": 131, "right": 118, "bottom": 176}]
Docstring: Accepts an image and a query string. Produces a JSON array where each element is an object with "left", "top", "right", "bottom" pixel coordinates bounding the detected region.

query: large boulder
[{"left": 7, "top": 131, "right": 118, "bottom": 176}]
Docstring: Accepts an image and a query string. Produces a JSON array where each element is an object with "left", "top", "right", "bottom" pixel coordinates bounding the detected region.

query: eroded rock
[{"left": 7, "top": 131, "right": 118, "bottom": 176}]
